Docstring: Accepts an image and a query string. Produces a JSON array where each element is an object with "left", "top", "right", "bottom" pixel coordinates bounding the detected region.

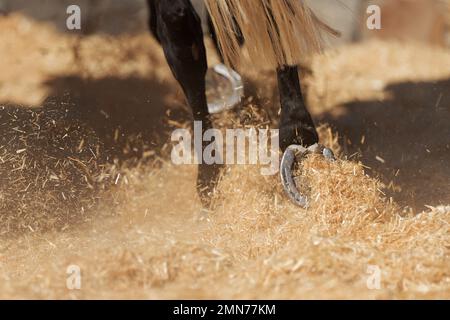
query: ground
[{"left": 0, "top": 14, "right": 449, "bottom": 299}]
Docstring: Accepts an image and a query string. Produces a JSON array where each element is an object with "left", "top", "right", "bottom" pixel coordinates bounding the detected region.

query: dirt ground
[{"left": 0, "top": 13, "right": 449, "bottom": 299}]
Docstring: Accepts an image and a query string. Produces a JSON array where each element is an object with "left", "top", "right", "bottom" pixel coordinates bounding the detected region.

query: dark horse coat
[{"left": 147, "top": 0, "right": 335, "bottom": 206}]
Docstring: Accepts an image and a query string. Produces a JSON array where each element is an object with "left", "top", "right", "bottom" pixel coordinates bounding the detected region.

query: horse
[{"left": 147, "top": 0, "right": 337, "bottom": 207}]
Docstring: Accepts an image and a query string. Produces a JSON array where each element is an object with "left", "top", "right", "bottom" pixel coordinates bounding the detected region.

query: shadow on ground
[
  {"left": 0, "top": 75, "right": 190, "bottom": 234},
  {"left": 319, "top": 78, "right": 450, "bottom": 211},
  {"left": 45, "top": 75, "right": 190, "bottom": 161}
]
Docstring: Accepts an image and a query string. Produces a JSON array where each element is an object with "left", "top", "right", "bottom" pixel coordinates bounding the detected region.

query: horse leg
[
  {"left": 147, "top": 0, "right": 160, "bottom": 43},
  {"left": 277, "top": 65, "right": 319, "bottom": 151},
  {"left": 277, "top": 65, "right": 337, "bottom": 207},
  {"left": 151, "top": 0, "right": 221, "bottom": 205}
]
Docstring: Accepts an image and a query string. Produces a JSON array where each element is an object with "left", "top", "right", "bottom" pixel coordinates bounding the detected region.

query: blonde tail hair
[{"left": 204, "top": 0, "right": 337, "bottom": 69}]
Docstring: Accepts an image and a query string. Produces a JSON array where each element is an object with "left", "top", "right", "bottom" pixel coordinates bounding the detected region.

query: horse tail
[{"left": 204, "top": 0, "right": 338, "bottom": 69}]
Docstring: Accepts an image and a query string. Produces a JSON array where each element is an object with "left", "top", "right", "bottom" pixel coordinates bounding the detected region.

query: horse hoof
[
  {"left": 206, "top": 63, "right": 244, "bottom": 114},
  {"left": 280, "top": 143, "right": 336, "bottom": 208}
]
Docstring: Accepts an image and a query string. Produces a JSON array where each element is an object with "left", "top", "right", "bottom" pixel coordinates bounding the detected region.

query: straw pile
[{"left": 0, "top": 14, "right": 448, "bottom": 299}]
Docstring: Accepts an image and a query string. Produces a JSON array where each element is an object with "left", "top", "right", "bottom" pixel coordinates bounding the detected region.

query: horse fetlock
[{"left": 279, "top": 123, "right": 319, "bottom": 152}]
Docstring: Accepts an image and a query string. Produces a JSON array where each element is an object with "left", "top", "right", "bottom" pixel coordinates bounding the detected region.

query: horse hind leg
[
  {"left": 150, "top": 0, "right": 222, "bottom": 206},
  {"left": 277, "top": 66, "right": 338, "bottom": 208},
  {"left": 277, "top": 65, "right": 319, "bottom": 151}
]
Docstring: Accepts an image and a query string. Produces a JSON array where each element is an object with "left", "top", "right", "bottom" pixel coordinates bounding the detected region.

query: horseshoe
[{"left": 280, "top": 143, "right": 336, "bottom": 208}]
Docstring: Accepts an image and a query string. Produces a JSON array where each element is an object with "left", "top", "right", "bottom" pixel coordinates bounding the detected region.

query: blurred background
[{"left": 0, "top": 0, "right": 448, "bottom": 46}]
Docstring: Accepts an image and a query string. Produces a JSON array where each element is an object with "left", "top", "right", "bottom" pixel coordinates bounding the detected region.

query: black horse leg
[
  {"left": 277, "top": 65, "right": 319, "bottom": 151},
  {"left": 277, "top": 66, "right": 337, "bottom": 207},
  {"left": 147, "top": 0, "right": 160, "bottom": 43},
  {"left": 151, "top": 0, "right": 221, "bottom": 205}
]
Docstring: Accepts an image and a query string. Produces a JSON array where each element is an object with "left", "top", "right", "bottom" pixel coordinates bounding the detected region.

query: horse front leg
[
  {"left": 152, "top": 0, "right": 221, "bottom": 206},
  {"left": 277, "top": 65, "right": 335, "bottom": 207}
]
